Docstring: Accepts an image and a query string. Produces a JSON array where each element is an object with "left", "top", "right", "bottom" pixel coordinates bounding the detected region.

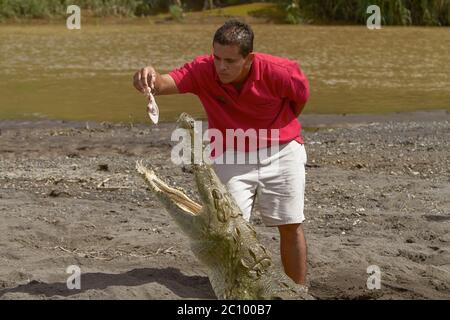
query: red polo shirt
[{"left": 169, "top": 53, "right": 309, "bottom": 155}]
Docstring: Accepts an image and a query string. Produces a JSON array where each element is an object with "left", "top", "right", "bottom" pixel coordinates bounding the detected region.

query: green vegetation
[
  {"left": 199, "top": 2, "right": 275, "bottom": 16},
  {"left": 0, "top": 0, "right": 449, "bottom": 25},
  {"left": 291, "top": 0, "right": 450, "bottom": 26},
  {"left": 0, "top": 0, "right": 141, "bottom": 19},
  {"left": 169, "top": 4, "right": 184, "bottom": 21}
]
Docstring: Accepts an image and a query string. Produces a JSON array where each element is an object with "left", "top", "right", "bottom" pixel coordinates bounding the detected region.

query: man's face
[{"left": 213, "top": 42, "right": 252, "bottom": 84}]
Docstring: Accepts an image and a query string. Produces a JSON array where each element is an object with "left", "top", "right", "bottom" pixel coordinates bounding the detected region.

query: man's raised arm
[{"left": 133, "top": 66, "right": 179, "bottom": 95}]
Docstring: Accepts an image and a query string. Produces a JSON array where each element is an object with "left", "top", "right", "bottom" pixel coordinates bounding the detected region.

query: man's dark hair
[{"left": 213, "top": 19, "right": 254, "bottom": 57}]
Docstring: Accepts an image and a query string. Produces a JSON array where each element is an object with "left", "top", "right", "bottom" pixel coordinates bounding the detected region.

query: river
[{"left": 1, "top": 24, "right": 449, "bottom": 123}]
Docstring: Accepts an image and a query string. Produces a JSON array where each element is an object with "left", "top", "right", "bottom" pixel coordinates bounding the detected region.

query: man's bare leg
[{"left": 277, "top": 223, "right": 307, "bottom": 285}]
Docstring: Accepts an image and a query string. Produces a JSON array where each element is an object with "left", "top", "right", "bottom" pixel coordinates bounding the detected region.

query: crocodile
[{"left": 136, "top": 112, "right": 314, "bottom": 300}]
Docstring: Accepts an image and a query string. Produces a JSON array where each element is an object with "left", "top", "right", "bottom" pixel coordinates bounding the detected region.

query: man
[{"left": 133, "top": 20, "right": 310, "bottom": 285}]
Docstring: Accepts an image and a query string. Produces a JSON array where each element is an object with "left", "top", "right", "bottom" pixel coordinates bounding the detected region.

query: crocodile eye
[{"left": 212, "top": 189, "right": 222, "bottom": 200}]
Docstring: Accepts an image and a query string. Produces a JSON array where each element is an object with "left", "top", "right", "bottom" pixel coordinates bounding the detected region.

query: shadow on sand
[{"left": 0, "top": 267, "right": 216, "bottom": 299}]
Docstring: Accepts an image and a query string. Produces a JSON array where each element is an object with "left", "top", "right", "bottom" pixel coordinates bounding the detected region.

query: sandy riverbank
[{"left": 0, "top": 111, "right": 449, "bottom": 299}]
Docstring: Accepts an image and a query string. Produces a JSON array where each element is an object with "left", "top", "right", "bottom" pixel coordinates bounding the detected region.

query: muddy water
[{"left": 1, "top": 24, "right": 449, "bottom": 123}]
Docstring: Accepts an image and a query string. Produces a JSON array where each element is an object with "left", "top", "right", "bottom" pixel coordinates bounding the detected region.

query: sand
[{"left": 0, "top": 110, "right": 449, "bottom": 300}]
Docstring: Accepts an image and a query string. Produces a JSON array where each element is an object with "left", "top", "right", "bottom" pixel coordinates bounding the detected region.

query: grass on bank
[
  {"left": 0, "top": 2, "right": 279, "bottom": 24},
  {"left": 1, "top": 0, "right": 449, "bottom": 25}
]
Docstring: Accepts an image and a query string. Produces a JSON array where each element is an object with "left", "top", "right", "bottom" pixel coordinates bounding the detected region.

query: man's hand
[
  {"left": 133, "top": 66, "right": 179, "bottom": 95},
  {"left": 133, "top": 66, "right": 156, "bottom": 93}
]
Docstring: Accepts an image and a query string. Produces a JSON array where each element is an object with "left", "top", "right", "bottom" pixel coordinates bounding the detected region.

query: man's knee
[{"left": 277, "top": 223, "right": 303, "bottom": 236}]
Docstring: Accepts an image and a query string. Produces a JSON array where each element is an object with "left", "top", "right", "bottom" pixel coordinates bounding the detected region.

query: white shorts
[{"left": 213, "top": 140, "right": 307, "bottom": 227}]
